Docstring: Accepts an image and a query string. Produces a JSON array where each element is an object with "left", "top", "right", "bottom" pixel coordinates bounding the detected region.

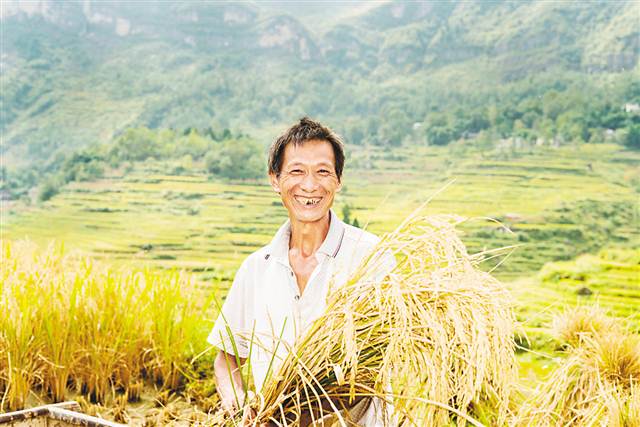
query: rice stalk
[
  {"left": 515, "top": 330, "right": 640, "bottom": 426},
  {"left": 146, "top": 269, "right": 206, "bottom": 391},
  {"left": 551, "top": 306, "right": 620, "bottom": 350},
  {"left": 627, "top": 382, "right": 640, "bottom": 427},
  {"left": 0, "top": 239, "right": 209, "bottom": 411},
  {"left": 39, "top": 268, "right": 80, "bottom": 402},
  {"left": 217, "top": 212, "right": 517, "bottom": 426},
  {"left": 1, "top": 240, "right": 48, "bottom": 410}
]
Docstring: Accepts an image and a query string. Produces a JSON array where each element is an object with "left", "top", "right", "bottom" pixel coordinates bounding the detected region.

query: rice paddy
[
  {"left": 3, "top": 143, "right": 637, "bottom": 279},
  {"left": 1, "top": 142, "right": 639, "bottom": 425},
  {"left": 0, "top": 240, "right": 212, "bottom": 416}
]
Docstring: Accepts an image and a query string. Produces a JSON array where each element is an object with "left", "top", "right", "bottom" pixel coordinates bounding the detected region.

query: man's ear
[
  {"left": 269, "top": 173, "right": 281, "bottom": 194},
  {"left": 336, "top": 179, "right": 342, "bottom": 193}
]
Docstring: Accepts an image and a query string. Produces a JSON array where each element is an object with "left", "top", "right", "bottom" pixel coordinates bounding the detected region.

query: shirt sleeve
[{"left": 207, "top": 259, "right": 251, "bottom": 358}]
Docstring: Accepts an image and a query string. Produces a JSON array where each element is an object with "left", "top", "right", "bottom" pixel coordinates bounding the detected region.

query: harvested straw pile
[
  {"left": 551, "top": 306, "right": 620, "bottom": 350},
  {"left": 217, "top": 213, "right": 517, "bottom": 426},
  {"left": 516, "top": 310, "right": 640, "bottom": 427}
]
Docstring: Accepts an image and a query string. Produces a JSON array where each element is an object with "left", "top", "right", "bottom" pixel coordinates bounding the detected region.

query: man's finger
[{"left": 241, "top": 406, "right": 257, "bottom": 426}]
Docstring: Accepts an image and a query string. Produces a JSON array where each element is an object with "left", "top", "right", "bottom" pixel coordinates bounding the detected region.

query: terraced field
[
  {"left": 3, "top": 143, "right": 638, "bottom": 321},
  {"left": 2, "top": 141, "right": 639, "bottom": 412},
  {"left": 516, "top": 247, "right": 640, "bottom": 328}
]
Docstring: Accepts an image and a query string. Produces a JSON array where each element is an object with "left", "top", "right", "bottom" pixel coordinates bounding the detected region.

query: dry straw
[
  {"left": 551, "top": 306, "right": 620, "bottom": 350},
  {"left": 516, "top": 309, "right": 640, "bottom": 426},
  {"left": 214, "top": 209, "right": 517, "bottom": 426}
]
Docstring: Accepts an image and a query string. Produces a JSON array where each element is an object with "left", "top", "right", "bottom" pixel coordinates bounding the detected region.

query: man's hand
[
  {"left": 213, "top": 350, "right": 283, "bottom": 426},
  {"left": 214, "top": 350, "right": 247, "bottom": 415},
  {"left": 240, "top": 399, "right": 277, "bottom": 427}
]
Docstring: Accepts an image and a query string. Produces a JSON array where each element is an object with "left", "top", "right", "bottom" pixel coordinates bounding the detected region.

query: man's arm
[{"left": 214, "top": 350, "right": 247, "bottom": 413}]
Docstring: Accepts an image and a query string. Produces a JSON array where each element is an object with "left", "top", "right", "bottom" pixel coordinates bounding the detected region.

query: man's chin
[{"left": 288, "top": 206, "right": 331, "bottom": 224}]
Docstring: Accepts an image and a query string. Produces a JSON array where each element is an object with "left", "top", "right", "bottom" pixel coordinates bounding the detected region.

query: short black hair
[{"left": 268, "top": 117, "right": 345, "bottom": 181}]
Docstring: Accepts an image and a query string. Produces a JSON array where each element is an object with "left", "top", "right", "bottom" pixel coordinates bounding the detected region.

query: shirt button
[
  {"left": 290, "top": 271, "right": 294, "bottom": 277},
  {"left": 294, "top": 295, "right": 300, "bottom": 301}
]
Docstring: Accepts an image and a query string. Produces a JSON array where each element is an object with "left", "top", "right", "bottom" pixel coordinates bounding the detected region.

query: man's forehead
[{"left": 282, "top": 139, "right": 336, "bottom": 165}]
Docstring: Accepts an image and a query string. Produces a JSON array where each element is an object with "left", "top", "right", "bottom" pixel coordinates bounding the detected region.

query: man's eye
[
  {"left": 290, "top": 169, "right": 303, "bottom": 174},
  {"left": 318, "top": 169, "right": 330, "bottom": 175}
]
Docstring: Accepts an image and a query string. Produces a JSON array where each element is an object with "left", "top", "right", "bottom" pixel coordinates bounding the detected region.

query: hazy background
[
  {"left": 1, "top": 1, "right": 639, "bottom": 374},
  {"left": 2, "top": 1, "right": 638, "bottom": 174}
]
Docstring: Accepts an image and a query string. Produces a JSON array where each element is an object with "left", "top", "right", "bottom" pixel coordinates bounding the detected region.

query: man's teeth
[{"left": 296, "top": 196, "right": 322, "bottom": 205}]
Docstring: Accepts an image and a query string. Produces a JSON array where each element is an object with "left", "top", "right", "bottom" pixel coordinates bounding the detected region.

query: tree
[
  {"left": 39, "top": 178, "right": 60, "bottom": 202},
  {"left": 426, "top": 126, "right": 454, "bottom": 146},
  {"left": 342, "top": 203, "right": 352, "bottom": 225},
  {"left": 205, "top": 139, "right": 264, "bottom": 180},
  {"left": 557, "top": 111, "right": 589, "bottom": 143},
  {"left": 542, "top": 90, "right": 565, "bottom": 121},
  {"left": 622, "top": 125, "right": 640, "bottom": 150},
  {"left": 109, "top": 127, "right": 169, "bottom": 162},
  {"left": 177, "top": 129, "right": 212, "bottom": 159}
]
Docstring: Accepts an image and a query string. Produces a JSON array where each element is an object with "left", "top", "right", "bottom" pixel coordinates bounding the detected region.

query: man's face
[{"left": 270, "top": 139, "right": 342, "bottom": 224}]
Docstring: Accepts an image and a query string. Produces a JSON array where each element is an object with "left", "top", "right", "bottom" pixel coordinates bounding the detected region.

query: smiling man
[{"left": 209, "top": 117, "right": 393, "bottom": 426}]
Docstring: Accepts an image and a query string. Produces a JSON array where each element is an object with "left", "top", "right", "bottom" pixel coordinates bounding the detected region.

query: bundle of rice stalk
[
  {"left": 219, "top": 212, "right": 517, "bottom": 426},
  {"left": 551, "top": 306, "right": 620, "bottom": 350},
  {"left": 516, "top": 331, "right": 640, "bottom": 426}
]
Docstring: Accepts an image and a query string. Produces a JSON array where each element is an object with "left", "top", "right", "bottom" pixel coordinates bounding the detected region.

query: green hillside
[
  {"left": 2, "top": 0, "right": 637, "bottom": 328},
  {"left": 2, "top": 0, "right": 638, "bottom": 193}
]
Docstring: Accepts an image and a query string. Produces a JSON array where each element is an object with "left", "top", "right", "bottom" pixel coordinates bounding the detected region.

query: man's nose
[{"left": 299, "top": 173, "right": 318, "bottom": 192}]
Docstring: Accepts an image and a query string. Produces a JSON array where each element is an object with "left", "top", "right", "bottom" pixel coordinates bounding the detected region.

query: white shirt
[{"left": 208, "top": 209, "right": 395, "bottom": 426}]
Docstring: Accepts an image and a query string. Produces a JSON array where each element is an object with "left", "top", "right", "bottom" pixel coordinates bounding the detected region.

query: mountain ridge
[{"left": 1, "top": 0, "right": 638, "bottom": 172}]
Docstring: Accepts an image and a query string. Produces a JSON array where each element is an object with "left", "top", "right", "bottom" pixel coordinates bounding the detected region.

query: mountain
[{"left": 1, "top": 0, "right": 638, "bottom": 173}]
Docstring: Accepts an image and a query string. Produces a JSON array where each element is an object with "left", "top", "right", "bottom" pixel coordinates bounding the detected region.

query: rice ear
[
  {"left": 216, "top": 213, "right": 518, "bottom": 426},
  {"left": 515, "top": 327, "right": 640, "bottom": 426},
  {"left": 551, "top": 306, "right": 620, "bottom": 349}
]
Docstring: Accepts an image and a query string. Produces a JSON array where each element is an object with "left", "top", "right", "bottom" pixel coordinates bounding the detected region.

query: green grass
[{"left": 522, "top": 248, "right": 639, "bottom": 326}]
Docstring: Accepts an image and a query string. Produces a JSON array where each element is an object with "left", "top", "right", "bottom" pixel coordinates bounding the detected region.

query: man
[{"left": 208, "top": 117, "right": 394, "bottom": 426}]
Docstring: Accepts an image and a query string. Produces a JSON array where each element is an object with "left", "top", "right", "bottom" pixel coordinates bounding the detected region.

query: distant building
[{"left": 624, "top": 103, "right": 640, "bottom": 113}]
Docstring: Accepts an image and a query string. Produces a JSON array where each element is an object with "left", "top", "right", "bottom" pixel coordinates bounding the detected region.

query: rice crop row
[
  {"left": 4, "top": 143, "right": 637, "bottom": 283},
  {"left": 0, "top": 239, "right": 210, "bottom": 412}
]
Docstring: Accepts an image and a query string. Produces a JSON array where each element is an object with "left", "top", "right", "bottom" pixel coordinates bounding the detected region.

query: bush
[
  {"left": 622, "top": 124, "right": 640, "bottom": 150},
  {"left": 205, "top": 139, "right": 264, "bottom": 180},
  {"left": 38, "top": 178, "right": 60, "bottom": 202}
]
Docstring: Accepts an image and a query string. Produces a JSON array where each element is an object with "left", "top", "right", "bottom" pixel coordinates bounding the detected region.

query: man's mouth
[{"left": 294, "top": 196, "right": 323, "bottom": 206}]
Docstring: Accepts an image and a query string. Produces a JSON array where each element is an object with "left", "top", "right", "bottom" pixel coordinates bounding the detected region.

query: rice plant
[{"left": 0, "top": 239, "right": 210, "bottom": 412}]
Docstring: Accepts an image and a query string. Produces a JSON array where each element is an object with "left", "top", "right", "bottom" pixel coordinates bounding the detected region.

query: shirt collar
[{"left": 268, "top": 208, "right": 346, "bottom": 263}]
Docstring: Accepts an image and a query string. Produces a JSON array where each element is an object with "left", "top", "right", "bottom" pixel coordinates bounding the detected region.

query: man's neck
[{"left": 289, "top": 212, "right": 331, "bottom": 258}]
